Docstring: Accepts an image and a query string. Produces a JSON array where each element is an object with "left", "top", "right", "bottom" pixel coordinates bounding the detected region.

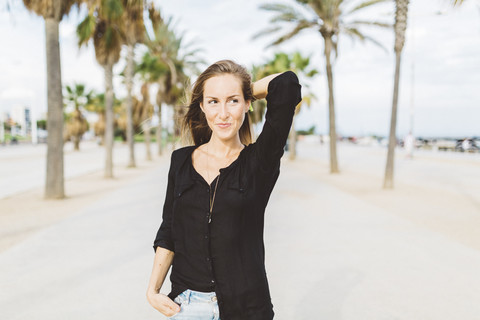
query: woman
[{"left": 146, "top": 60, "right": 301, "bottom": 320}]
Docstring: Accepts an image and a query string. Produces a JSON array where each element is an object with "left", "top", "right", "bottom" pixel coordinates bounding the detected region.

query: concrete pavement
[
  {"left": 0, "top": 141, "right": 151, "bottom": 199},
  {"left": 1, "top": 140, "right": 480, "bottom": 319}
]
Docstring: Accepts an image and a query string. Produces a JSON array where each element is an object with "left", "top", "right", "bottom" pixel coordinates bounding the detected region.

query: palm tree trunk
[
  {"left": 173, "top": 105, "right": 181, "bottom": 138},
  {"left": 73, "top": 136, "right": 80, "bottom": 150},
  {"left": 289, "top": 115, "right": 297, "bottom": 160},
  {"left": 125, "top": 44, "right": 136, "bottom": 167},
  {"left": 97, "top": 112, "right": 105, "bottom": 146},
  {"left": 144, "top": 123, "right": 152, "bottom": 160},
  {"left": 156, "top": 103, "right": 163, "bottom": 155},
  {"left": 324, "top": 36, "right": 339, "bottom": 173},
  {"left": 171, "top": 105, "right": 179, "bottom": 151},
  {"left": 44, "top": 17, "right": 65, "bottom": 199},
  {"left": 384, "top": 0, "right": 409, "bottom": 189},
  {"left": 384, "top": 52, "right": 402, "bottom": 188},
  {"left": 140, "top": 83, "right": 152, "bottom": 160},
  {"left": 104, "top": 63, "right": 114, "bottom": 178},
  {"left": 73, "top": 108, "right": 81, "bottom": 151}
]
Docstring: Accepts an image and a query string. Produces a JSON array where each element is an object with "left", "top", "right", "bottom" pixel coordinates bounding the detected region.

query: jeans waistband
[{"left": 180, "top": 289, "right": 217, "bottom": 305}]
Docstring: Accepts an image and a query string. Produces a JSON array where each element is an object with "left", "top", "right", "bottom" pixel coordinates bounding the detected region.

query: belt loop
[{"left": 185, "top": 289, "right": 191, "bottom": 305}]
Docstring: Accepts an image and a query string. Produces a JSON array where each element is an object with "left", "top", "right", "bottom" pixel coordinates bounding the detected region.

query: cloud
[
  {"left": 0, "top": 87, "right": 34, "bottom": 100},
  {"left": 2, "top": 0, "right": 479, "bottom": 137}
]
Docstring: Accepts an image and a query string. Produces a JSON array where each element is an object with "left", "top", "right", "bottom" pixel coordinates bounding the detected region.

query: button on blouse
[{"left": 153, "top": 71, "right": 302, "bottom": 320}]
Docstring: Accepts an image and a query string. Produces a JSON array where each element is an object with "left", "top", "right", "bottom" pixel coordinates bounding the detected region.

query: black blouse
[{"left": 153, "top": 71, "right": 302, "bottom": 320}]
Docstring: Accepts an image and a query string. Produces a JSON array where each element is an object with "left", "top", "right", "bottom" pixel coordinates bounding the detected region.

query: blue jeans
[{"left": 168, "top": 289, "right": 221, "bottom": 320}]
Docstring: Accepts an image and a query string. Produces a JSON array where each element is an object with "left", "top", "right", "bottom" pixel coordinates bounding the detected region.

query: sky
[{"left": 0, "top": 0, "right": 479, "bottom": 138}]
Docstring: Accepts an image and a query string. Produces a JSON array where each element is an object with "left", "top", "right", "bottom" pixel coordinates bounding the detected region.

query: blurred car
[{"left": 455, "top": 138, "right": 480, "bottom": 152}]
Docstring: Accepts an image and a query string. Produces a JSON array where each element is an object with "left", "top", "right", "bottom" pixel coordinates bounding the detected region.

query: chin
[{"left": 214, "top": 130, "right": 239, "bottom": 141}]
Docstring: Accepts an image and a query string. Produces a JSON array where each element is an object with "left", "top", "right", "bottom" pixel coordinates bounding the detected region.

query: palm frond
[
  {"left": 148, "top": 4, "right": 162, "bottom": 31},
  {"left": 349, "top": 20, "right": 392, "bottom": 29},
  {"left": 260, "top": 3, "right": 302, "bottom": 16},
  {"left": 332, "top": 38, "right": 338, "bottom": 58},
  {"left": 22, "top": 0, "right": 78, "bottom": 19},
  {"left": 306, "top": 0, "right": 329, "bottom": 21},
  {"left": 306, "top": 69, "right": 320, "bottom": 77},
  {"left": 292, "top": 51, "right": 310, "bottom": 70},
  {"left": 123, "top": 0, "right": 145, "bottom": 44},
  {"left": 267, "top": 20, "right": 315, "bottom": 47},
  {"left": 251, "top": 26, "right": 283, "bottom": 40},
  {"left": 346, "top": 0, "right": 389, "bottom": 15},
  {"left": 76, "top": 14, "right": 96, "bottom": 47},
  {"left": 302, "top": 93, "right": 316, "bottom": 108},
  {"left": 259, "top": 3, "right": 311, "bottom": 30},
  {"left": 342, "top": 26, "right": 388, "bottom": 52},
  {"left": 101, "top": 0, "right": 123, "bottom": 21}
]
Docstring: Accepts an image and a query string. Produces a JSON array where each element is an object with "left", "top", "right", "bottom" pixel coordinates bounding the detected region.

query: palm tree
[
  {"left": 136, "top": 51, "right": 166, "bottom": 158},
  {"left": 383, "top": 0, "right": 409, "bottom": 189},
  {"left": 77, "top": 0, "right": 124, "bottom": 178},
  {"left": 22, "top": 0, "right": 80, "bottom": 198},
  {"left": 139, "top": 83, "right": 154, "bottom": 160},
  {"left": 146, "top": 6, "right": 204, "bottom": 153},
  {"left": 253, "top": 52, "right": 318, "bottom": 160},
  {"left": 85, "top": 92, "right": 123, "bottom": 145},
  {"left": 255, "top": 0, "right": 389, "bottom": 173},
  {"left": 122, "top": 0, "right": 146, "bottom": 168},
  {"left": 64, "top": 83, "right": 92, "bottom": 150},
  {"left": 85, "top": 92, "right": 106, "bottom": 145},
  {"left": 250, "top": 64, "right": 269, "bottom": 136}
]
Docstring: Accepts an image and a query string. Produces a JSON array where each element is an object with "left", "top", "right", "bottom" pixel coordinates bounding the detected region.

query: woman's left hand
[{"left": 147, "top": 291, "right": 181, "bottom": 317}]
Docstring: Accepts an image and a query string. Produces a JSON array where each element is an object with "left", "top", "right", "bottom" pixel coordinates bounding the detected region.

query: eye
[
  {"left": 208, "top": 99, "right": 218, "bottom": 105},
  {"left": 229, "top": 99, "right": 239, "bottom": 104}
]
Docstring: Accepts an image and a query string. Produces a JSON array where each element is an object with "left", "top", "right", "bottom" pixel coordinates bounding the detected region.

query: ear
[
  {"left": 200, "top": 101, "right": 205, "bottom": 113},
  {"left": 245, "top": 99, "right": 251, "bottom": 113}
]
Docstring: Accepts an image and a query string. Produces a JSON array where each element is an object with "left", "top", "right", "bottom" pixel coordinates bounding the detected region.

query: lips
[{"left": 217, "top": 123, "right": 231, "bottom": 128}]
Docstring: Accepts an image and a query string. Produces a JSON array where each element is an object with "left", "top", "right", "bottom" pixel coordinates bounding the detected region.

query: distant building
[
  {"left": 11, "top": 105, "right": 31, "bottom": 137},
  {"left": 0, "top": 112, "right": 6, "bottom": 143}
]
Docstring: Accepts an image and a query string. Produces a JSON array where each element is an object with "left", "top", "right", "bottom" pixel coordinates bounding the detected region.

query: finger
[
  {"left": 161, "top": 299, "right": 180, "bottom": 313},
  {"left": 170, "top": 303, "right": 181, "bottom": 313},
  {"left": 165, "top": 309, "right": 178, "bottom": 317},
  {"left": 167, "top": 300, "right": 181, "bottom": 313}
]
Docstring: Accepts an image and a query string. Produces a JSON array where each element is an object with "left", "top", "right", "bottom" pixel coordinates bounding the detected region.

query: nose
[{"left": 219, "top": 102, "right": 229, "bottom": 120}]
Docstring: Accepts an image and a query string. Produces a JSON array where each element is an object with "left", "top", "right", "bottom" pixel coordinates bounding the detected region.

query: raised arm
[
  {"left": 252, "top": 71, "right": 302, "bottom": 173},
  {"left": 251, "top": 73, "right": 282, "bottom": 100}
]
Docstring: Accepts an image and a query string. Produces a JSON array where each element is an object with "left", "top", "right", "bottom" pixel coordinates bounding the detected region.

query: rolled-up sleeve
[
  {"left": 254, "top": 71, "right": 302, "bottom": 172},
  {"left": 153, "top": 151, "right": 176, "bottom": 253}
]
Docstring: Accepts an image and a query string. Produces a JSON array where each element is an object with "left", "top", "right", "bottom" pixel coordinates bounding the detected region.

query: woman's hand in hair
[
  {"left": 251, "top": 73, "right": 281, "bottom": 100},
  {"left": 147, "top": 291, "right": 181, "bottom": 317}
]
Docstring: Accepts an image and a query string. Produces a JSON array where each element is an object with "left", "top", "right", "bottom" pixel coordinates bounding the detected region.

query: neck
[{"left": 207, "top": 135, "right": 244, "bottom": 157}]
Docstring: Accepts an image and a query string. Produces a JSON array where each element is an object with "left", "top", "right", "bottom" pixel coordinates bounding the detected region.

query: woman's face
[{"left": 200, "top": 74, "right": 250, "bottom": 143}]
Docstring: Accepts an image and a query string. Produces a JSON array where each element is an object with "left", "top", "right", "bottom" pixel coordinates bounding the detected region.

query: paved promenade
[
  {"left": 0, "top": 141, "right": 151, "bottom": 199},
  {"left": 1, "top": 140, "right": 480, "bottom": 319}
]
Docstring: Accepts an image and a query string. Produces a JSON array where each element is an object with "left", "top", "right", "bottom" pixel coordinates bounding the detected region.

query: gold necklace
[
  {"left": 207, "top": 143, "right": 220, "bottom": 224},
  {"left": 206, "top": 143, "right": 242, "bottom": 224}
]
